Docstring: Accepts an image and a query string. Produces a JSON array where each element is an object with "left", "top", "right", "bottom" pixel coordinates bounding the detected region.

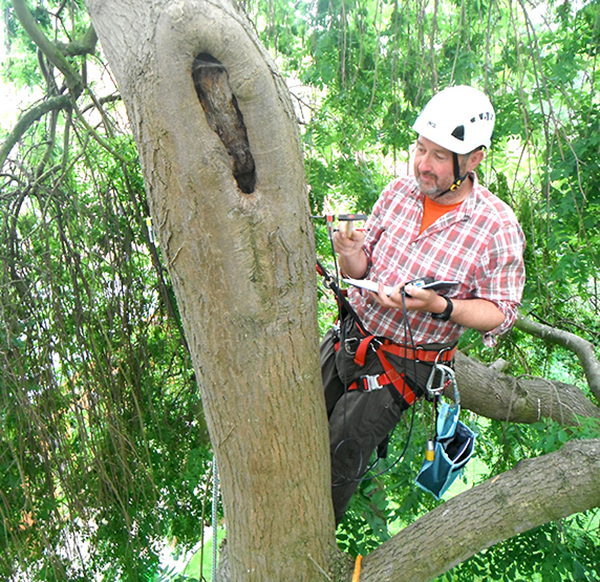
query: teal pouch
[{"left": 415, "top": 402, "right": 475, "bottom": 499}]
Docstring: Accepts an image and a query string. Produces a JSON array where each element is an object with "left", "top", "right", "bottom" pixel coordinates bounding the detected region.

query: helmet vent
[{"left": 451, "top": 125, "right": 465, "bottom": 141}]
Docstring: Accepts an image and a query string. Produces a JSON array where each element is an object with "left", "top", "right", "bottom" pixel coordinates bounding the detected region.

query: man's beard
[{"left": 416, "top": 171, "right": 449, "bottom": 198}]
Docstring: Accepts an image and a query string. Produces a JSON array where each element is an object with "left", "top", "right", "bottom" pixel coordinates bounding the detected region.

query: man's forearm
[
  {"left": 431, "top": 296, "right": 505, "bottom": 332},
  {"left": 339, "top": 249, "right": 369, "bottom": 279}
]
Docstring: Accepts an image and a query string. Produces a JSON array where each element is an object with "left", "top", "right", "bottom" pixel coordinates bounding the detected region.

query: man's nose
[{"left": 417, "top": 152, "right": 432, "bottom": 172}]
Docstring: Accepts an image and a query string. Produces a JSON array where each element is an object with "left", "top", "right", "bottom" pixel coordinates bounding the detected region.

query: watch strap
[{"left": 431, "top": 296, "right": 454, "bottom": 321}]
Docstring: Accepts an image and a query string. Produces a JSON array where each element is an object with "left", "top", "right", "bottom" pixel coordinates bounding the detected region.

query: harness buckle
[{"left": 364, "top": 375, "right": 382, "bottom": 392}]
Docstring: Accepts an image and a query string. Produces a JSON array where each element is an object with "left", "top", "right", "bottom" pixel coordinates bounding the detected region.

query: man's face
[{"left": 414, "top": 136, "right": 464, "bottom": 200}]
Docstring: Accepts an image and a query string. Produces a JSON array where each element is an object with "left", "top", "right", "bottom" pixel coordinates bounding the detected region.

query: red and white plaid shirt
[{"left": 349, "top": 174, "right": 526, "bottom": 347}]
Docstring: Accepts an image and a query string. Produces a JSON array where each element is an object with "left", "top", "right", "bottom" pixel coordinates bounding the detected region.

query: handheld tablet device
[{"left": 343, "top": 276, "right": 459, "bottom": 297}]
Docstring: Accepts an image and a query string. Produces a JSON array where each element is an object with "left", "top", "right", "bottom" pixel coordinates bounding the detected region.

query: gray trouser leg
[
  {"left": 320, "top": 327, "right": 345, "bottom": 416},
  {"left": 320, "top": 327, "right": 403, "bottom": 524},
  {"left": 328, "top": 388, "right": 402, "bottom": 524}
]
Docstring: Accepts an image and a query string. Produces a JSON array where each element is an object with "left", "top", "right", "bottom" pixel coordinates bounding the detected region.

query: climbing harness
[
  {"left": 340, "top": 324, "right": 456, "bottom": 410},
  {"left": 316, "top": 214, "right": 420, "bottom": 483},
  {"left": 415, "top": 361, "right": 476, "bottom": 499}
]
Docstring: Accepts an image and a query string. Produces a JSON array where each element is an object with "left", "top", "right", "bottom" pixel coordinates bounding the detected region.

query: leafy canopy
[{"left": 1, "top": 0, "right": 599, "bottom": 580}]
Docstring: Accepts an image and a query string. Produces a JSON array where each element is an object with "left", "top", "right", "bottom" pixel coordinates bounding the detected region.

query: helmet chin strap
[{"left": 435, "top": 152, "right": 469, "bottom": 199}]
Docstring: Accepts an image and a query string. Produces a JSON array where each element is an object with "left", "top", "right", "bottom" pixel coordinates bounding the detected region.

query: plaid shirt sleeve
[{"left": 474, "top": 217, "right": 527, "bottom": 346}]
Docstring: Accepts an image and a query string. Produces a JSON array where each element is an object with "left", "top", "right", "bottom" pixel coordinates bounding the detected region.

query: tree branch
[
  {"left": 55, "top": 24, "right": 98, "bottom": 56},
  {"left": 361, "top": 438, "right": 600, "bottom": 582},
  {"left": 455, "top": 351, "right": 600, "bottom": 425},
  {"left": 11, "top": 0, "right": 84, "bottom": 94},
  {"left": 515, "top": 313, "right": 600, "bottom": 403},
  {"left": 0, "top": 95, "right": 71, "bottom": 169}
]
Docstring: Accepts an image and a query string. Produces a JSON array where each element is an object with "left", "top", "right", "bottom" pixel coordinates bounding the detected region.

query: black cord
[
  {"left": 356, "top": 288, "right": 420, "bottom": 482},
  {"left": 327, "top": 222, "right": 366, "bottom": 484}
]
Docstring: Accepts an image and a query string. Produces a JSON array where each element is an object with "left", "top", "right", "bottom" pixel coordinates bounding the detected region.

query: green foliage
[
  {"left": 438, "top": 515, "right": 600, "bottom": 582},
  {"left": 0, "top": 129, "right": 213, "bottom": 579},
  {"left": 0, "top": 3, "right": 213, "bottom": 573},
  {"left": 2, "top": 0, "right": 600, "bottom": 579}
]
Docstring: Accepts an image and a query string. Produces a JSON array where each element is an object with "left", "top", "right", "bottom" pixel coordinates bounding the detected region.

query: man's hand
[
  {"left": 370, "top": 282, "right": 506, "bottom": 332},
  {"left": 333, "top": 227, "right": 368, "bottom": 279},
  {"left": 371, "top": 282, "right": 446, "bottom": 314}
]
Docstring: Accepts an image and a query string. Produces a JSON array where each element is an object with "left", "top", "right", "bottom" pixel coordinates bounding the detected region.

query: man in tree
[{"left": 321, "top": 85, "right": 527, "bottom": 524}]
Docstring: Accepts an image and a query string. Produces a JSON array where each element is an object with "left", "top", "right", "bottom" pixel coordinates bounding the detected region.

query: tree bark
[
  {"left": 84, "top": 0, "right": 341, "bottom": 580},
  {"left": 454, "top": 351, "right": 600, "bottom": 425},
  {"left": 360, "top": 438, "right": 600, "bottom": 582}
]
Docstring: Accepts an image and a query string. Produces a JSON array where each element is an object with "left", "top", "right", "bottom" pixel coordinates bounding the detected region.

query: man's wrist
[
  {"left": 339, "top": 249, "right": 369, "bottom": 279},
  {"left": 431, "top": 296, "right": 454, "bottom": 321}
]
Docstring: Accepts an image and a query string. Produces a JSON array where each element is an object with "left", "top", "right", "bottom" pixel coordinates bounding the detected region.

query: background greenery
[{"left": 0, "top": 0, "right": 599, "bottom": 580}]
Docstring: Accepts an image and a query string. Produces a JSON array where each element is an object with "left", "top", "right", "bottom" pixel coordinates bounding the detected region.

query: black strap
[{"left": 317, "top": 259, "right": 366, "bottom": 332}]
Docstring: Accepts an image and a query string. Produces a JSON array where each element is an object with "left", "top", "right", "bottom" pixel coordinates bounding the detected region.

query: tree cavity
[{"left": 192, "top": 53, "right": 256, "bottom": 194}]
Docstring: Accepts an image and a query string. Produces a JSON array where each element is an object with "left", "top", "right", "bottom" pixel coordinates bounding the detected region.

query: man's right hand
[{"left": 333, "top": 227, "right": 368, "bottom": 279}]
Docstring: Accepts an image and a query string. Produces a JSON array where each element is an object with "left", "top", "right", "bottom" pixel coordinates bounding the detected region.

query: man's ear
[{"left": 467, "top": 148, "right": 485, "bottom": 170}]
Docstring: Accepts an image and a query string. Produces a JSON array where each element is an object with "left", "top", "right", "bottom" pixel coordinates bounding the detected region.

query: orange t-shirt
[{"left": 420, "top": 196, "right": 463, "bottom": 234}]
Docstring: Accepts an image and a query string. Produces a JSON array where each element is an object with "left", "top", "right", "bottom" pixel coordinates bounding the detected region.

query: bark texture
[
  {"left": 360, "top": 438, "right": 600, "bottom": 582},
  {"left": 85, "top": 0, "right": 339, "bottom": 580},
  {"left": 454, "top": 351, "right": 600, "bottom": 425}
]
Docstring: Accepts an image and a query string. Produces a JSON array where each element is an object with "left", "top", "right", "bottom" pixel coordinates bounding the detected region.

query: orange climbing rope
[{"left": 352, "top": 555, "right": 363, "bottom": 582}]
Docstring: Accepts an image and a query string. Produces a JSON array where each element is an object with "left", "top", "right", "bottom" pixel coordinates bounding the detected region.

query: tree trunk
[
  {"left": 360, "top": 438, "right": 600, "bottom": 582},
  {"left": 84, "top": 0, "right": 342, "bottom": 579},
  {"left": 84, "top": 1, "right": 600, "bottom": 581}
]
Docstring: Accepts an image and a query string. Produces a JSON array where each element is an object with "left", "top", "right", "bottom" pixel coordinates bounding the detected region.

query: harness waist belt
[
  {"left": 354, "top": 334, "right": 456, "bottom": 367},
  {"left": 379, "top": 343, "right": 456, "bottom": 363}
]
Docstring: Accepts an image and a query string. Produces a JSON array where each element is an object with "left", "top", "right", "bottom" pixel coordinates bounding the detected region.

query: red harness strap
[
  {"left": 348, "top": 338, "right": 456, "bottom": 407},
  {"left": 376, "top": 348, "right": 417, "bottom": 405},
  {"left": 354, "top": 335, "right": 375, "bottom": 366},
  {"left": 353, "top": 336, "right": 456, "bottom": 366},
  {"left": 347, "top": 369, "right": 416, "bottom": 405},
  {"left": 379, "top": 342, "right": 456, "bottom": 362},
  {"left": 347, "top": 349, "right": 417, "bottom": 405}
]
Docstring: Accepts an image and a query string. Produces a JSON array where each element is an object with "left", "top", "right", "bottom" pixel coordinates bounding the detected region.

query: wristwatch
[{"left": 431, "top": 297, "right": 454, "bottom": 321}]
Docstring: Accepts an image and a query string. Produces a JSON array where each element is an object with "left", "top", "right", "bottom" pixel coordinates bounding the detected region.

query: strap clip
[{"left": 364, "top": 375, "right": 382, "bottom": 392}]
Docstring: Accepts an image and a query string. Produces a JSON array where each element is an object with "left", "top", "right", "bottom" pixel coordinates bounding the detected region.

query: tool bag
[{"left": 415, "top": 399, "right": 476, "bottom": 499}]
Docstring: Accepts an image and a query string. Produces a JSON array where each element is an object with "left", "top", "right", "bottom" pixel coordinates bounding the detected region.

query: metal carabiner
[{"left": 425, "top": 363, "right": 459, "bottom": 404}]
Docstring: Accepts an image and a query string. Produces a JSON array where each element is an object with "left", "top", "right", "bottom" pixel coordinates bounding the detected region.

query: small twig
[{"left": 308, "top": 555, "right": 333, "bottom": 581}]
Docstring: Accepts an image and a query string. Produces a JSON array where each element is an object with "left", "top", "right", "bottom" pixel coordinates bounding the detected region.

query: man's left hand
[{"left": 370, "top": 282, "right": 447, "bottom": 315}]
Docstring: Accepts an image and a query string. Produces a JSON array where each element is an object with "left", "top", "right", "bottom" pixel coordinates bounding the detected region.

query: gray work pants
[{"left": 320, "top": 319, "right": 441, "bottom": 525}]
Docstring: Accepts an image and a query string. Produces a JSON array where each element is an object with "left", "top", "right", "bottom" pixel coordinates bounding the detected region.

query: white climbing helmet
[{"left": 412, "top": 85, "right": 495, "bottom": 155}]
